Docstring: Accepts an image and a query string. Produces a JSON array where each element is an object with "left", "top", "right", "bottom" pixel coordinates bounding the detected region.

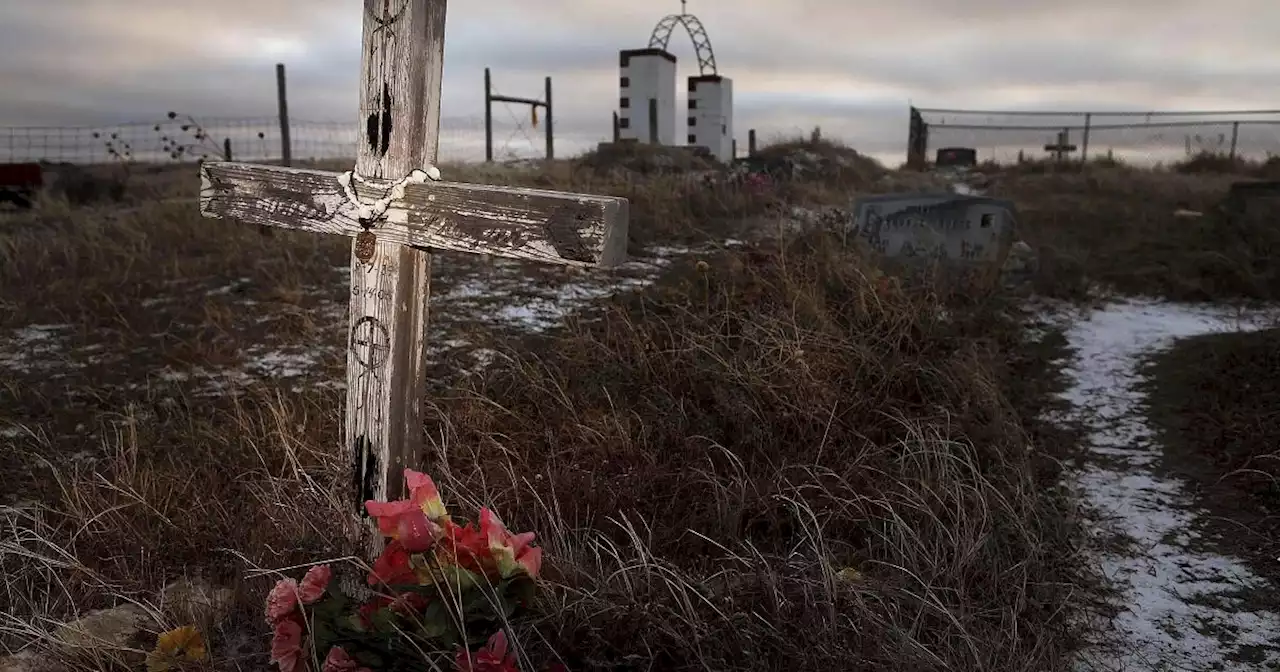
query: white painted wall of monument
[
  {"left": 849, "top": 193, "right": 1018, "bottom": 268},
  {"left": 687, "top": 76, "right": 733, "bottom": 162},
  {"left": 618, "top": 50, "right": 676, "bottom": 145}
]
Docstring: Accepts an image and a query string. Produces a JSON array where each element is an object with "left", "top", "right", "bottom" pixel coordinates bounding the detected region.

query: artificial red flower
[
  {"left": 405, "top": 469, "right": 450, "bottom": 520},
  {"left": 265, "top": 578, "right": 300, "bottom": 624},
  {"left": 269, "top": 619, "right": 304, "bottom": 672},
  {"left": 389, "top": 591, "right": 430, "bottom": 614},
  {"left": 480, "top": 508, "right": 543, "bottom": 579},
  {"left": 298, "top": 564, "right": 332, "bottom": 604},
  {"left": 365, "top": 469, "right": 451, "bottom": 551},
  {"left": 455, "top": 630, "right": 518, "bottom": 672},
  {"left": 356, "top": 591, "right": 430, "bottom": 630},
  {"left": 356, "top": 596, "right": 391, "bottom": 629},
  {"left": 367, "top": 540, "right": 417, "bottom": 587},
  {"left": 321, "top": 645, "right": 373, "bottom": 672},
  {"left": 396, "top": 508, "right": 446, "bottom": 552},
  {"left": 443, "top": 520, "right": 490, "bottom": 574}
]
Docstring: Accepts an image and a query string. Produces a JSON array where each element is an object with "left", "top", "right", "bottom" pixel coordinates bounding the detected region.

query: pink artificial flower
[
  {"left": 321, "top": 645, "right": 373, "bottom": 672},
  {"left": 365, "top": 469, "right": 450, "bottom": 551},
  {"left": 389, "top": 591, "right": 430, "bottom": 614},
  {"left": 298, "top": 564, "right": 332, "bottom": 604},
  {"left": 455, "top": 630, "right": 518, "bottom": 672},
  {"left": 367, "top": 540, "right": 418, "bottom": 587},
  {"left": 269, "top": 619, "right": 304, "bottom": 672},
  {"left": 265, "top": 578, "right": 300, "bottom": 623},
  {"left": 357, "top": 591, "right": 431, "bottom": 629},
  {"left": 405, "top": 469, "right": 450, "bottom": 520},
  {"left": 443, "top": 520, "right": 489, "bottom": 573},
  {"left": 480, "top": 508, "right": 543, "bottom": 579}
]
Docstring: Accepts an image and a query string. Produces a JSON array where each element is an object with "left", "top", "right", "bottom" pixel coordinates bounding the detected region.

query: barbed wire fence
[
  {"left": 906, "top": 107, "right": 1280, "bottom": 167},
  {"left": 0, "top": 114, "right": 543, "bottom": 165}
]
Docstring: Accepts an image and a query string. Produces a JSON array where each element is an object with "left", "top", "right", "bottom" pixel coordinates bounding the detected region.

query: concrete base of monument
[{"left": 1034, "top": 299, "right": 1280, "bottom": 671}]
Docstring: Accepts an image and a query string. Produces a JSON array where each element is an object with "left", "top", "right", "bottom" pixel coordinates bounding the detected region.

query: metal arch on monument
[{"left": 647, "top": 5, "right": 718, "bottom": 76}]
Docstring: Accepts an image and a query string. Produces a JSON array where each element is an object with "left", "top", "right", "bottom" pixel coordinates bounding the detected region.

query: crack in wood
[
  {"left": 352, "top": 434, "right": 378, "bottom": 516},
  {"left": 379, "top": 84, "right": 393, "bottom": 155},
  {"left": 365, "top": 82, "right": 394, "bottom": 157}
]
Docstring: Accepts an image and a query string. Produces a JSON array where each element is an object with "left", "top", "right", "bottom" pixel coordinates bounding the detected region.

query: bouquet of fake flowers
[{"left": 264, "top": 469, "right": 544, "bottom": 672}]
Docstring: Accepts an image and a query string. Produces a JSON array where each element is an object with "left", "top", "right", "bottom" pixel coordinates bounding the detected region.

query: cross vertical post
[
  {"left": 197, "top": 0, "right": 629, "bottom": 565},
  {"left": 346, "top": 0, "right": 445, "bottom": 558}
]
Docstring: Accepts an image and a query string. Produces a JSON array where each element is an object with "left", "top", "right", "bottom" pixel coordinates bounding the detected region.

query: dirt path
[{"left": 1047, "top": 299, "right": 1280, "bottom": 671}]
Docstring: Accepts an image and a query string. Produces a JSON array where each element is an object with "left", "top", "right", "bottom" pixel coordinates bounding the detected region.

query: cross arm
[{"left": 199, "top": 161, "right": 629, "bottom": 267}]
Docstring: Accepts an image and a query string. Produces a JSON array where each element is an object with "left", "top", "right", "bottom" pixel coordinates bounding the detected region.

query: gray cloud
[{"left": 2, "top": 0, "right": 1279, "bottom": 163}]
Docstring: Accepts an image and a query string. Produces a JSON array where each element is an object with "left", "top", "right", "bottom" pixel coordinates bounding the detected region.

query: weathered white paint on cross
[{"left": 197, "top": 0, "right": 628, "bottom": 558}]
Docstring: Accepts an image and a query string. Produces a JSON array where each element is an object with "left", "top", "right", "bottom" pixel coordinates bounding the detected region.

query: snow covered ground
[{"left": 1046, "top": 299, "right": 1280, "bottom": 671}]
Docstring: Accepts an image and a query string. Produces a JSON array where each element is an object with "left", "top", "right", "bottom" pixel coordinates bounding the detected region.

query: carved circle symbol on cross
[{"left": 350, "top": 316, "right": 391, "bottom": 369}]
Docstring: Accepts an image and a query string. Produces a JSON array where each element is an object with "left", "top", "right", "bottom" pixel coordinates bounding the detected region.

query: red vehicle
[{"left": 0, "top": 162, "right": 43, "bottom": 208}]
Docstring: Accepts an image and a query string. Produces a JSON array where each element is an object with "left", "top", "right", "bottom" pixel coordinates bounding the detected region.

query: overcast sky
[{"left": 3, "top": 0, "right": 1279, "bottom": 163}]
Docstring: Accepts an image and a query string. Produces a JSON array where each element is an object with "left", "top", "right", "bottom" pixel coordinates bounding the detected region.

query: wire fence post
[
  {"left": 484, "top": 67, "right": 493, "bottom": 162},
  {"left": 1081, "top": 112, "right": 1092, "bottom": 163},
  {"left": 276, "top": 63, "right": 292, "bottom": 166},
  {"left": 1229, "top": 121, "right": 1239, "bottom": 161},
  {"left": 544, "top": 75, "right": 553, "bottom": 160},
  {"left": 483, "top": 67, "right": 552, "bottom": 161},
  {"left": 223, "top": 138, "right": 233, "bottom": 161}
]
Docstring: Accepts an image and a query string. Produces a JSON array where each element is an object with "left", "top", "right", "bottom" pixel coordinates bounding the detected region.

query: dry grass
[
  {"left": 3, "top": 140, "right": 1272, "bottom": 671},
  {"left": 416, "top": 235, "right": 1088, "bottom": 670},
  {"left": 983, "top": 163, "right": 1280, "bottom": 301},
  {"left": 1140, "top": 327, "right": 1280, "bottom": 587}
]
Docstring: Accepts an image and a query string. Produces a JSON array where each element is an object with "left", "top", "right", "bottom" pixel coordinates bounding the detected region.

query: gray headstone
[{"left": 849, "top": 192, "right": 1018, "bottom": 285}]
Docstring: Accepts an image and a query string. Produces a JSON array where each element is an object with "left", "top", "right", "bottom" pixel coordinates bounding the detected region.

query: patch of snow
[
  {"left": 647, "top": 245, "right": 694, "bottom": 259},
  {"left": 244, "top": 349, "right": 322, "bottom": 378},
  {"left": 154, "top": 367, "right": 191, "bottom": 382},
  {"left": 207, "top": 277, "right": 252, "bottom": 296},
  {"left": 0, "top": 324, "right": 77, "bottom": 374},
  {"left": 1052, "top": 298, "right": 1280, "bottom": 671}
]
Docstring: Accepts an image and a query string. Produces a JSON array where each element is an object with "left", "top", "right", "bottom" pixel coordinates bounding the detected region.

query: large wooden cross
[{"left": 197, "top": 0, "right": 628, "bottom": 557}]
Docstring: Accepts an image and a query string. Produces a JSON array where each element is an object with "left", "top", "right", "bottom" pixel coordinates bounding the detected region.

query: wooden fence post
[
  {"left": 484, "top": 67, "right": 493, "bottom": 162},
  {"left": 276, "top": 63, "right": 292, "bottom": 166},
  {"left": 544, "top": 75, "right": 553, "bottom": 160}
]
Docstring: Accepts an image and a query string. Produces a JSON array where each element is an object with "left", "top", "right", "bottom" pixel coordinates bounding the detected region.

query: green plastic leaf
[{"left": 417, "top": 598, "right": 459, "bottom": 641}]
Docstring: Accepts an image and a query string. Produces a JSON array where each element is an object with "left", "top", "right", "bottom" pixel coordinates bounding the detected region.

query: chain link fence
[
  {"left": 0, "top": 114, "right": 555, "bottom": 165},
  {"left": 906, "top": 107, "right": 1280, "bottom": 167}
]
